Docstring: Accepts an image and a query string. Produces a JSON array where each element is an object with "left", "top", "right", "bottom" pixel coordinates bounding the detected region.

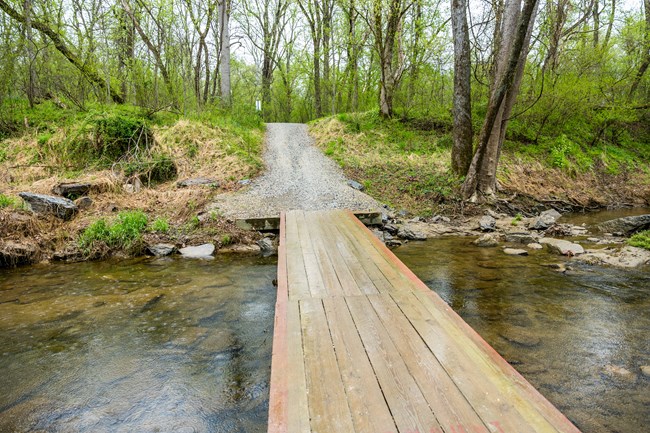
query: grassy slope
[
  {"left": 0, "top": 101, "right": 265, "bottom": 260},
  {"left": 309, "top": 111, "right": 650, "bottom": 216}
]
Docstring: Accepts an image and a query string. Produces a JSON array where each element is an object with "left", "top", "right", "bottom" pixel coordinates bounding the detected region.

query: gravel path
[{"left": 211, "top": 123, "right": 381, "bottom": 219}]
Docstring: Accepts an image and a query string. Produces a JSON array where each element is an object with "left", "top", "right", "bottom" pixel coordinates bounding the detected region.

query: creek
[{"left": 0, "top": 209, "right": 648, "bottom": 432}]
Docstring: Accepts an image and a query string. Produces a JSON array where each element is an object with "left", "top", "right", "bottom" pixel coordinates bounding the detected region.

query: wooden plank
[
  {"left": 368, "top": 293, "right": 491, "bottom": 433},
  {"left": 318, "top": 212, "right": 379, "bottom": 295},
  {"left": 285, "top": 211, "right": 310, "bottom": 300},
  {"left": 300, "top": 298, "right": 356, "bottom": 432},
  {"left": 323, "top": 296, "right": 397, "bottom": 433},
  {"left": 346, "top": 295, "right": 441, "bottom": 433},
  {"left": 307, "top": 212, "right": 362, "bottom": 297},
  {"left": 286, "top": 300, "right": 310, "bottom": 432},
  {"left": 344, "top": 210, "right": 582, "bottom": 433},
  {"left": 302, "top": 211, "right": 346, "bottom": 298},
  {"left": 267, "top": 213, "right": 289, "bottom": 433},
  {"left": 295, "top": 211, "right": 327, "bottom": 298}
]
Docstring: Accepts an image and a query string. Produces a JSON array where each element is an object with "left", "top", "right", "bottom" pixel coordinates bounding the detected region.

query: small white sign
[{"left": 255, "top": 100, "right": 262, "bottom": 111}]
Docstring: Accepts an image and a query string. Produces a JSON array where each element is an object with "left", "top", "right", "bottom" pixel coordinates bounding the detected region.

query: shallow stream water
[
  {"left": 0, "top": 256, "right": 276, "bottom": 432},
  {"left": 0, "top": 209, "right": 648, "bottom": 433}
]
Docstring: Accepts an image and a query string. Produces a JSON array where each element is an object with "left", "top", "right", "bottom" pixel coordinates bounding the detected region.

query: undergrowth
[
  {"left": 79, "top": 210, "right": 148, "bottom": 255},
  {"left": 628, "top": 231, "right": 650, "bottom": 250}
]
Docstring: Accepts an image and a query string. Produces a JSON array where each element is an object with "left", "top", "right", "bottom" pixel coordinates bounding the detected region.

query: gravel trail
[{"left": 212, "top": 123, "right": 381, "bottom": 218}]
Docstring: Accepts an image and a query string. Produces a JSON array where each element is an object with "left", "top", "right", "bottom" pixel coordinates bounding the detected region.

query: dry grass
[{"left": 0, "top": 118, "right": 264, "bottom": 265}]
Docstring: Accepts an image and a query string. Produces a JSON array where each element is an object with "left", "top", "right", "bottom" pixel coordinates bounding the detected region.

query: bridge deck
[{"left": 268, "top": 210, "right": 581, "bottom": 433}]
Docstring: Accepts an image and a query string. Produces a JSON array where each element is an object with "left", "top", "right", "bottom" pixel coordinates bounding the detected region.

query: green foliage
[
  {"left": 220, "top": 234, "right": 232, "bottom": 246},
  {"left": 0, "top": 193, "right": 18, "bottom": 208},
  {"left": 628, "top": 231, "right": 650, "bottom": 250},
  {"left": 79, "top": 210, "right": 148, "bottom": 253},
  {"left": 151, "top": 217, "right": 170, "bottom": 233},
  {"left": 511, "top": 213, "right": 522, "bottom": 226}
]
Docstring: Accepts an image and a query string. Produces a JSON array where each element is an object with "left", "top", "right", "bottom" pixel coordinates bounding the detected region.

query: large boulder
[
  {"left": 179, "top": 243, "right": 215, "bottom": 258},
  {"left": 530, "top": 209, "right": 562, "bottom": 230},
  {"left": 505, "top": 231, "right": 537, "bottom": 244},
  {"left": 52, "top": 182, "right": 92, "bottom": 199},
  {"left": 597, "top": 214, "right": 650, "bottom": 236},
  {"left": 579, "top": 246, "right": 650, "bottom": 268},
  {"left": 539, "top": 238, "right": 584, "bottom": 255},
  {"left": 147, "top": 243, "right": 177, "bottom": 257},
  {"left": 18, "top": 192, "right": 78, "bottom": 220},
  {"left": 397, "top": 225, "right": 427, "bottom": 240},
  {"left": 479, "top": 215, "right": 496, "bottom": 232},
  {"left": 473, "top": 234, "right": 499, "bottom": 247}
]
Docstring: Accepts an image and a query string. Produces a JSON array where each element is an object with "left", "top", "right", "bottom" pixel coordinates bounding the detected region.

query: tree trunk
[
  {"left": 298, "top": 0, "right": 322, "bottom": 117},
  {"left": 629, "top": 0, "right": 650, "bottom": 100},
  {"left": 22, "top": 0, "right": 37, "bottom": 107},
  {"left": 462, "top": 0, "right": 539, "bottom": 200},
  {"left": 0, "top": 0, "right": 123, "bottom": 103},
  {"left": 451, "top": 0, "right": 473, "bottom": 175},
  {"left": 218, "top": 0, "right": 231, "bottom": 107}
]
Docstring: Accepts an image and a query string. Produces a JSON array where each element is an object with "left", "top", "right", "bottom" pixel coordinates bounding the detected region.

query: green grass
[
  {"left": 79, "top": 210, "right": 149, "bottom": 253},
  {"left": 0, "top": 193, "right": 18, "bottom": 208},
  {"left": 628, "top": 230, "right": 650, "bottom": 250},
  {"left": 151, "top": 217, "right": 170, "bottom": 233}
]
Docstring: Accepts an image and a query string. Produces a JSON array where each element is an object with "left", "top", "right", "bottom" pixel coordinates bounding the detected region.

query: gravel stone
[{"left": 212, "top": 124, "right": 381, "bottom": 218}]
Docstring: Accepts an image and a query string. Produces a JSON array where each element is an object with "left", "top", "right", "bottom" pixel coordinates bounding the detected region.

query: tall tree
[
  {"left": 462, "top": 0, "right": 539, "bottom": 200},
  {"left": 218, "top": 0, "right": 231, "bottom": 107},
  {"left": 297, "top": 0, "right": 323, "bottom": 117},
  {"left": 22, "top": 0, "right": 37, "bottom": 107},
  {"left": 451, "top": 0, "right": 472, "bottom": 175}
]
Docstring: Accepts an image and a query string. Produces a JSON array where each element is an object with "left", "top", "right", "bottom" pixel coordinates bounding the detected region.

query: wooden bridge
[{"left": 268, "top": 210, "right": 581, "bottom": 433}]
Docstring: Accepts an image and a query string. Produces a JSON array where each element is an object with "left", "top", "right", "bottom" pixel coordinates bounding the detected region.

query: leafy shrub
[
  {"left": 0, "top": 193, "right": 18, "bottom": 208},
  {"left": 79, "top": 210, "right": 148, "bottom": 253},
  {"left": 628, "top": 231, "right": 650, "bottom": 250},
  {"left": 151, "top": 217, "right": 170, "bottom": 233},
  {"left": 93, "top": 112, "right": 152, "bottom": 160}
]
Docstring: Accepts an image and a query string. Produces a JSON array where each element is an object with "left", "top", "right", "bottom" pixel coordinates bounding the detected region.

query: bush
[
  {"left": 0, "top": 193, "right": 18, "bottom": 208},
  {"left": 628, "top": 231, "right": 650, "bottom": 250},
  {"left": 79, "top": 210, "right": 148, "bottom": 253},
  {"left": 151, "top": 217, "right": 169, "bottom": 233},
  {"left": 123, "top": 153, "right": 177, "bottom": 185}
]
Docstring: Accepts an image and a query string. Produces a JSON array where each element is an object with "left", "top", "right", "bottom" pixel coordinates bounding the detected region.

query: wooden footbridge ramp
[{"left": 268, "top": 209, "right": 581, "bottom": 433}]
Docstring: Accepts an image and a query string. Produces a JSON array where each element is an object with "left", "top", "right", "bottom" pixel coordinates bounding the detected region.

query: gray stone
[
  {"left": 386, "top": 239, "right": 402, "bottom": 247},
  {"left": 347, "top": 179, "right": 365, "bottom": 191},
  {"left": 238, "top": 179, "right": 251, "bottom": 186},
  {"left": 257, "top": 237, "right": 276, "bottom": 256},
  {"left": 397, "top": 225, "right": 427, "bottom": 240},
  {"left": 147, "top": 243, "right": 177, "bottom": 257},
  {"left": 74, "top": 196, "right": 93, "bottom": 210},
  {"left": 18, "top": 192, "right": 78, "bottom": 220},
  {"left": 504, "top": 248, "right": 529, "bottom": 256},
  {"left": 52, "top": 182, "right": 92, "bottom": 199},
  {"left": 431, "top": 215, "right": 451, "bottom": 223},
  {"left": 505, "top": 232, "right": 537, "bottom": 244},
  {"left": 539, "top": 238, "right": 585, "bottom": 255},
  {"left": 527, "top": 243, "right": 543, "bottom": 250},
  {"left": 220, "top": 244, "right": 261, "bottom": 254},
  {"left": 123, "top": 177, "right": 142, "bottom": 194},
  {"left": 604, "top": 365, "right": 635, "bottom": 381},
  {"left": 473, "top": 234, "right": 499, "bottom": 247},
  {"left": 177, "top": 178, "right": 220, "bottom": 188},
  {"left": 179, "top": 243, "right": 215, "bottom": 258},
  {"left": 597, "top": 214, "right": 650, "bottom": 236},
  {"left": 579, "top": 246, "right": 650, "bottom": 268},
  {"left": 384, "top": 224, "right": 399, "bottom": 235},
  {"left": 587, "top": 237, "right": 601, "bottom": 243},
  {"left": 641, "top": 366, "right": 650, "bottom": 377},
  {"left": 530, "top": 209, "right": 562, "bottom": 230},
  {"left": 479, "top": 215, "right": 497, "bottom": 232}
]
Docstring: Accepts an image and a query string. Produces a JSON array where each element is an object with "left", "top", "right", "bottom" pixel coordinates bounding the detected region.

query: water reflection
[
  {"left": 396, "top": 238, "right": 650, "bottom": 433},
  {"left": 0, "top": 255, "right": 276, "bottom": 433}
]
